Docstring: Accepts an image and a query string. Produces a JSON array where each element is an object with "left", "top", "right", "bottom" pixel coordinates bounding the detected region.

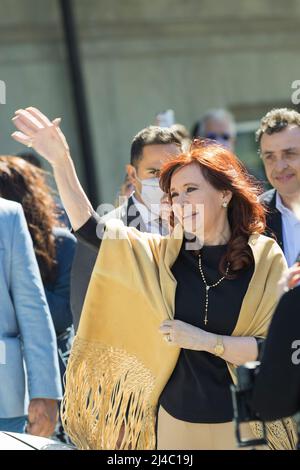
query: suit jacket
[
  {"left": 45, "top": 227, "right": 77, "bottom": 336},
  {"left": 0, "top": 198, "right": 62, "bottom": 418},
  {"left": 260, "top": 188, "right": 284, "bottom": 251},
  {"left": 44, "top": 227, "right": 77, "bottom": 388},
  {"left": 252, "top": 285, "right": 300, "bottom": 421},
  {"left": 71, "top": 195, "right": 146, "bottom": 331}
]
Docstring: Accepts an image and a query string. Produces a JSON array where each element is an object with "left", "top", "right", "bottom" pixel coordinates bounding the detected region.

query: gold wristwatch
[{"left": 213, "top": 335, "right": 225, "bottom": 357}]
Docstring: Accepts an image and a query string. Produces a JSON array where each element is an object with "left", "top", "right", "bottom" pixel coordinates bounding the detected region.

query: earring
[{"left": 222, "top": 201, "right": 228, "bottom": 208}]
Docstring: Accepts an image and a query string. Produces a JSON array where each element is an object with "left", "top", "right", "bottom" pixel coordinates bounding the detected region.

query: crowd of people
[{"left": 0, "top": 105, "right": 299, "bottom": 450}]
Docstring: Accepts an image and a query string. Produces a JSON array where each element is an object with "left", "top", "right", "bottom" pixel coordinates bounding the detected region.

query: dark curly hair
[
  {"left": 0, "top": 156, "right": 60, "bottom": 283},
  {"left": 159, "top": 140, "right": 266, "bottom": 277},
  {"left": 256, "top": 108, "right": 300, "bottom": 144}
]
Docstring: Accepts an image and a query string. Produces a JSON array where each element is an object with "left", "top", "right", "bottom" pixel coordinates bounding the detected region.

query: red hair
[{"left": 159, "top": 140, "right": 266, "bottom": 277}]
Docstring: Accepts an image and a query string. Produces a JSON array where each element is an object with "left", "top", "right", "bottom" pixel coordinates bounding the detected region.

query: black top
[
  {"left": 70, "top": 240, "right": 98, "bottom": 332},
  {"left": 75, "top": 216, "right": 256, "bottom": 423},
  {"left": 159, "top": 240, "right": 254, "bottom": 423},
  {"left": 252, "top": 285, "right": 300, "bottom": 421}
]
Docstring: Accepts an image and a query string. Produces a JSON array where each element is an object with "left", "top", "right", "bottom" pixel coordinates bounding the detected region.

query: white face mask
[{"left": 137, "top": 177, "right": 165, "bottom": 216}]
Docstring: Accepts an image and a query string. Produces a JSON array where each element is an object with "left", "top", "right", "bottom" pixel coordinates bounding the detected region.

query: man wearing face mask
[
  {"left": 70, "top": 126, "right": 181, "bottom": 330},
  {"left": 257, "top": 108, "right": 300, "bottom": 267},
  {"left": 124, "top": 127, "right": 180, "bottom": 235}
]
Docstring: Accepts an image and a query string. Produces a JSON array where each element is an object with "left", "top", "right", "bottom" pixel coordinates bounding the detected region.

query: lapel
[
  {"left": 126, "top": 196, "right": 148, "bottom": 232},
  {"left": 264, "top": 190, "right": 284, "bottom": 251}
]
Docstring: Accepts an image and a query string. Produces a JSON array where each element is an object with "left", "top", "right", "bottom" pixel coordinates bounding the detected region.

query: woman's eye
[
  {"left": 171, "top": 192, "right": 178, "bottom": 198},
  {"left": 186, "top": 187, "right": 197, "bottom": 193}
]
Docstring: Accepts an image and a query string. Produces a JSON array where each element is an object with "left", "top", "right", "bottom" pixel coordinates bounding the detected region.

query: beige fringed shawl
[{"left": 62, "top": 220, "right": 297, "bottom": 450}]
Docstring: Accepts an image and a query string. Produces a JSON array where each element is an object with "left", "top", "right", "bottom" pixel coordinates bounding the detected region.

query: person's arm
[
  {"left": 51, "top": 152, "right": 94, "bottom": 231},
  {"left": 11, "top": 107, "right": 94, "bottom": 231},
  {"left": 10, "top": 204, "right": 62, "bottom": 436},
  {"left": 159, "top": 320, "right": 258, "bottom": 366},
  {"left": 203, "top": 333, "right": 258, "bottom": 366},
  {"left": 75, "top": 212, "right": 103, "bottom": 250}
]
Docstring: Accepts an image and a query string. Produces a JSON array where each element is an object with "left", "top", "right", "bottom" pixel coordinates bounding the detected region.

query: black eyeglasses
[{"left": 204, "top": 133, "right": 231, "bottom": 141}]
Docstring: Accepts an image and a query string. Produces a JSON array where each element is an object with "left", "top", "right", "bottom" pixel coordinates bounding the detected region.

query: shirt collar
[
  {"left": 131, "top": 193, "right": 157, "bottom": 224},
  {"left": 275, "top": 192, "right": 300, "bottom": 225}
]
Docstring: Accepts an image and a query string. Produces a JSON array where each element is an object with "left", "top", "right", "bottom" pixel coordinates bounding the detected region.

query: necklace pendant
[
  {"left": 206, "top": 286, "right": 210, "bottom": 291},
  {"left": 204, "top": 318, "right": 208, "bottom": 325}
]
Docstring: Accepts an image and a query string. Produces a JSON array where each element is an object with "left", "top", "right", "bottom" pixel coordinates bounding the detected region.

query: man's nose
[{"left": 274, "top": 158, "right": 288, "bottom": 172}]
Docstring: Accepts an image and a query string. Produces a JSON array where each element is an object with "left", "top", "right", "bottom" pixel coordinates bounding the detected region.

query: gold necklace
[{"left": 198, "top": 252, "right": 230, "bottom": 325}]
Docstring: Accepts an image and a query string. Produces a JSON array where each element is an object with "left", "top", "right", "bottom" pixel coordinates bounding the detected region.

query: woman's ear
[{"left": 222, "top": 190, "right": 233, "bottom": 204}]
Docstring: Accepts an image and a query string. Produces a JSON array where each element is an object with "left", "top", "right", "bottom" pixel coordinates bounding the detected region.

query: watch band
[{"left": 214, "top": 335, "right": 225, "bottom": 357}]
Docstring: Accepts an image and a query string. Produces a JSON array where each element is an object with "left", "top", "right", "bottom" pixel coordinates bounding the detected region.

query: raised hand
[
  {"left": 11, "top": 107, "right": 69, "bottom": 167},
  {"left": 11, "top": 106, "right": 94, "bottom": 231}
]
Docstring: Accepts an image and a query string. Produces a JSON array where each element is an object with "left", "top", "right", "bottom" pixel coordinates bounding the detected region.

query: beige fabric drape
[{"left": 62, "top": 220, "right": 296, "bottom": 450}]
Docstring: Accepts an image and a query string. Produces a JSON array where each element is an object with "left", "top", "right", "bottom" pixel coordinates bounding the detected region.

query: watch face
[{"left": 215, "top": 344, "right": 224, "bottom": 356}]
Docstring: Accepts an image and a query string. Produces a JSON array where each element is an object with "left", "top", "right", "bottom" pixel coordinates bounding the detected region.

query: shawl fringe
[
  {"left": 61, "top": 337, "right": 157, "bottom": 450},
  {"left": 250, "top": 418, "right": 297, "bottom": 450}
]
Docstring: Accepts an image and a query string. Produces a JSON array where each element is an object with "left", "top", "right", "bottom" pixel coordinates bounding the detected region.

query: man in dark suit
[
  {"left": 259, "top": 187, "right": 284, "bottom": 250},
  {"left": 71, "top": 126, "right": 181, "bottom": 330},
  {"left": 252, "top": 261, "right": 300, "bottom": 422},
  {"left": 256, "top": 108, "right": 300, "bottom": 265}
]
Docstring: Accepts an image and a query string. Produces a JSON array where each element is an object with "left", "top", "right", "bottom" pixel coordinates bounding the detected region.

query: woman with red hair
[{"left": 11, "top": 108, "right": 296, "bottom": 450}]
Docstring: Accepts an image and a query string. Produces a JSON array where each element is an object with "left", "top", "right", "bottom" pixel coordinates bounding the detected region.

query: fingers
[
  {"left": 25, "top": 106, "right": 53, "bottom": 127},
  {"left": 290, "top": 272, "right": 300, "bottom": 289},
  {"left": 160, "top": 320, "right": 174, "bottom": 328},
  {"left": 11, "top": 131, "right": 33, "bottom": 147},
  {"left": 27, "top": 418, "right": 54, "bottom": 437},
  {"left": 159, "top": 320, "right": 176, "bottom": 344},
  {"left": 14, "top": 109, "right": 44, "bottom": 131},
  {"left": 27, "top": 401, "right": 56, "bottom": 437},
  {"left": 291, "top": 277, "right": 300, "bottom": 289},
  {"left": 12, "top": 116, "right": 36, "bottom": 138},
  {"left": 159, "top": 327, "right": 171, "bottom": 334},
  {"left": 159, "top": 321, "right": 171, "bottom": 331},
  {"left": 289, "top": 265, "right": 300, "bottom": 274},
  {"left": 52, "top": 117, "right": 62, "bottom": 127},
  {"left": 278, "top": 266, "right": 300, "bottom": 299},
  {"left": 287, "top": 267, "right": 300, "bottom": 289},
  {"left": 288, "top": 268, "right": 300, "bottom": 280},
  {"left": 159, "top": 324, "right": 172, "bottom": 334}
]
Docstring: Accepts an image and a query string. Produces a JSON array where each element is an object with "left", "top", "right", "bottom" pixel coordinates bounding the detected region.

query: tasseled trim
[
  {"left": 61, "top": 337, "right": 157, "bottom": 450},
  {"left": 250, "top": 418, "right": 297, "bottom": 450}
]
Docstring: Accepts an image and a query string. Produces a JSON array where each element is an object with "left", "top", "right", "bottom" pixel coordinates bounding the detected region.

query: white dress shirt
[
  {"left": 276, "top": 192, "right": 300, "bottom": 267},
  {"left": 131, "top": 194, "right": 169, "bottom": 235}
]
